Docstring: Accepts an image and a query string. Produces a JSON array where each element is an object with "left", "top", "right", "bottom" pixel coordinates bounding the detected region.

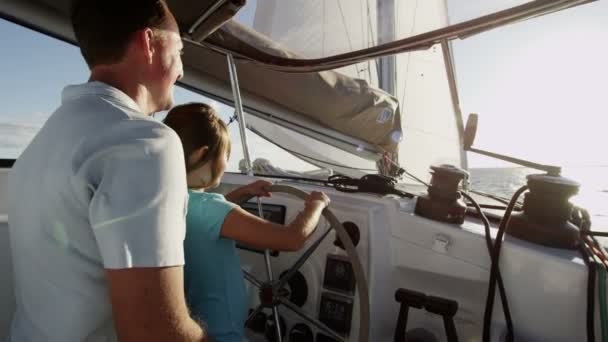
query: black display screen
[
  {"left": 240, "top": 202, "right": 286, "bottom": 224},
  {"left": 236, "top": 203, "right": 286, "bottom": 257},
  {"left": 323, "top": 254, "right": 356, "bottom": 294},
  {"left": 318, "top": 292, "right": 353, "bottom": 336}
]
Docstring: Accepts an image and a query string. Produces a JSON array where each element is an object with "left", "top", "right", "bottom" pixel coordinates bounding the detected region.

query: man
[{"left": 7, "top": 0, "right": 209, "bottom": 341}]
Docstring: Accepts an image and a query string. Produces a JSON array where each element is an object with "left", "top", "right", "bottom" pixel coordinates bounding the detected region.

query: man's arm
[
  {"left": 106, "top": 266, "right": 209, "bottom": 342},
  {"left": 86, "top": 125, "right": 206, "bottom": 340}
]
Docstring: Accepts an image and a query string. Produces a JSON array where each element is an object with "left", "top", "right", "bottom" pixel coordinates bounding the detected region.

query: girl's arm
[
  {"left": 224, "top": 180, "right": 272, "bottom": 205},
  {"left": 220, "top": 191, "right": 330, "bottom": 251}
]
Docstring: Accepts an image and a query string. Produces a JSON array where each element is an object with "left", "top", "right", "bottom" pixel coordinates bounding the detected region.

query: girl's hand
[
  {"left": 245, "top": 180, "right": 272, "bottom": 197},
  {"left": 305, "top": 191, "right": 330, "bottom": 210}
]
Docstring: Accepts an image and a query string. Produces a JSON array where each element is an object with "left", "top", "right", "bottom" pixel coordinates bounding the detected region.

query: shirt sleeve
[
  {"left": 187, "top": 194, "right": 238, "bottom": 241},
  {"left": 84, "top": 121, "right": 188, "bottom": 269}
]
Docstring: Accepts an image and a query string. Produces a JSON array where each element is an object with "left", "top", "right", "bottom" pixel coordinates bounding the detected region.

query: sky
[
  {"left": 0, "top": 0, "right": 606, "bottom": 171},
  {"left": 450, "top": 0, "right": 608, "bottom": 168}
]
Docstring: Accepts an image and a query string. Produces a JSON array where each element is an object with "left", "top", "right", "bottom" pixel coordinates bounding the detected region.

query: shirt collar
[{"left": 62, "top": 81, "right": 143, "bottom": 114}]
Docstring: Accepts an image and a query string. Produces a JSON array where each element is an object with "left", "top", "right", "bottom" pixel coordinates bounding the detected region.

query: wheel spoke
[
  {"left": 272, "top": 306, "right": 283, "bottom": 342},
  {"left": 277, "top": 225, "right": 333, "bottom": 290},
  {"left": 245, "top": 304, "right": 264, "bottom": 328},
  {"left": 259, "top": 184, "right": 370, "bottom": 342},
  {"left": 254, "top": 196, "right": 276, "bottom": 283},
  {"left": 242, "top": 269, "right": 263, "bottom": 288},
  {"left": 279, "top": 297, "right": 345, "bottom": 342},
  {"left": 263, "top": 248, "right": 274, "bottom": 281}
]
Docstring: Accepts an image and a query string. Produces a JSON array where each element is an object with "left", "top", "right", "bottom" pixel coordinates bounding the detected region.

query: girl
[{"left": 164, "top": 103, "right": 330, "bottom": 342}]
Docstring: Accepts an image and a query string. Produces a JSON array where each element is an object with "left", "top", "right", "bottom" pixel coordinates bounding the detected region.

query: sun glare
[{"left": 456, "top": 2, "right": 608, "bottom": 168}]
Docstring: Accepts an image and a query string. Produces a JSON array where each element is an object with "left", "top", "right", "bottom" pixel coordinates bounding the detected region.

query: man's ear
[
  {"left": 134, "top": 28, "right": 156, "bottom": 64},
  {"left": 188, "top": 146, "right": 209, "bottom": 167}
]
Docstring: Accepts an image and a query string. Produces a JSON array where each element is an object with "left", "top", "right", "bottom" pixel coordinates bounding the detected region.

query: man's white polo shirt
[{"left": 8, "top": 81, "right": 188, "bottom": 341}]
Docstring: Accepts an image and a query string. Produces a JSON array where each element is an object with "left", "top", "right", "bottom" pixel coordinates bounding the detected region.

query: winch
[
  {"left": 415, "top": 164, "right": 469, "bottom": 224},
  {"left": 506, "top": 174, "right": 580, "bottom": 249}
]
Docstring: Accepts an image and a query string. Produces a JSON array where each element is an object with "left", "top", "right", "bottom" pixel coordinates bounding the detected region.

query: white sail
[
  {"left": 248, "top": 0, "right": 463, "bottom": 180},
  {"left": 393, "top": 1, "right": 463, "bottom": 181}
]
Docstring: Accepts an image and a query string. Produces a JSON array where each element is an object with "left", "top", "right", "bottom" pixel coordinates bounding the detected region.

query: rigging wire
[
  {"left": 379, "top": 151, "right": 429, "bottom": 185},
  {"left": 365, "top": 0, "right": 381, "bottom": 81},
  {"left": 336, "top": 0, "right": 362, "bottom": 80},
  {"left": 399, "top": 0, "right": 419, "bottom": 110},
  {"left": 468, "top": 189, "right": 513, "bottom": 207},
  {"left": 360, "top": 0, "right": 373, "bottom": 82},
  {"left": 380, "top": 149, "right": 525, "bottom": 208},
  {"left": 401, "top": 168, "right": 429, "bottom": 187},
  {"left": 358, "top": 0, "right": 367, "bottom": 79}
]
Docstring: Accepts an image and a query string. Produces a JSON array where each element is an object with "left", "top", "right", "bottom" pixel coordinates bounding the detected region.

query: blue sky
[{"left": 0, "top": 1, "right": 606, "bottom": 169}]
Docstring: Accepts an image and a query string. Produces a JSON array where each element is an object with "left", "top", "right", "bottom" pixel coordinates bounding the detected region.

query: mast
[
  {"left": 377, "top": 0, "right": 396, "bottom": 96},
  {"left": 441, "top": 39, "right": 469, "bottom": 170},
  {"left": 377, "top": 0, "right": 398, "bottom": 176}
]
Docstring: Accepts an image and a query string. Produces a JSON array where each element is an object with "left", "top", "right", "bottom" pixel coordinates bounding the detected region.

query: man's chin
[{"left": 160, "top": 97, "right": 174, "bottom": 112}]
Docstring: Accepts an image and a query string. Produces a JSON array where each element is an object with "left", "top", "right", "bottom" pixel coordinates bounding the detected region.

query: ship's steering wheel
[{"left": 243, "top": 184, "right": 370, "bottom": 342}]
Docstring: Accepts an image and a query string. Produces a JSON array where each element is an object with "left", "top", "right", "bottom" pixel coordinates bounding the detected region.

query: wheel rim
[{"left": 243, "top": 184, "right": 370, "bottom": 342}]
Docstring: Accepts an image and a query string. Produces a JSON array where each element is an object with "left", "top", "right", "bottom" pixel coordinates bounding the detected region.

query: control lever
[
  {"left": 394, "top": 288, "right": 459, "bottom": 342},
  {"left": 464, "top": 113, "right": 561, "bottom": 176},
  {"left": 425, "top": 296, "right": 459, "bottom": 342},
  {"left": 394, "top": 289, "right": 426, "bottom": 342}
]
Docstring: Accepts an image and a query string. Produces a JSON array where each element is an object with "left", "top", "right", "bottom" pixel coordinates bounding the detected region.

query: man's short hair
[{"left": 71, "top": 0, "right": 174, "bottom": 68}]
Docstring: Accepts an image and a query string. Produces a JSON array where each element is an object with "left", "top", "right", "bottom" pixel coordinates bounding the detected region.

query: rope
[
  {"left": 482, "top": 185, "right": 528, "bottom": 342},
  {"left": 580, "top": 241, "right": 597, "bottom": 342},
  {"left": 578, "top": 207, "right": 608, "bottom": 342},
  {"left": 461, "top": 192, "right": 514, "bottom": 340}
]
